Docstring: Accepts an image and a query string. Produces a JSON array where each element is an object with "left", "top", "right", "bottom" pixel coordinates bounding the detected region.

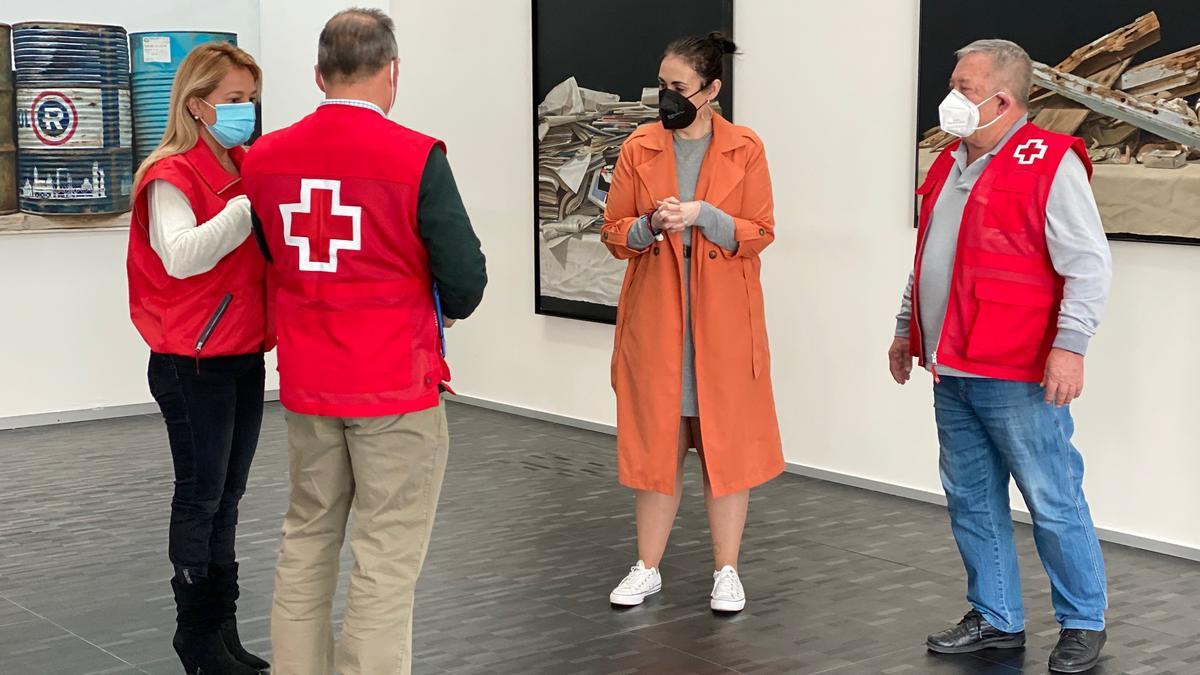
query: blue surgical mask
[{"left": 202, "top": 100, "right": 256, "bottom": 148}]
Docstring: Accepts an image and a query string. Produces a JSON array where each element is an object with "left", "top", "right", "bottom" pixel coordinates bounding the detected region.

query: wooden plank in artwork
[
  {"left": 1053, "top": 11, "right": 1161, "bottom": 78},
  {"left": 918, "top": 128, "right": 957, "bottom": 151},
  {"left": 1118, "top": 44, "right": 1200, "bottom": 98},
  {"left": 1032, "top": 59, "right": 1131, "bottom": 136},
  {"left": 1032, "top": 62, "right": 1200, "bottom": 147}
]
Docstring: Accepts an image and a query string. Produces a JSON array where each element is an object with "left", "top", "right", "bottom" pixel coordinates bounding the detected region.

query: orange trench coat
[{"left": 602, "top": 114, "right": 784, "bottom": 497}]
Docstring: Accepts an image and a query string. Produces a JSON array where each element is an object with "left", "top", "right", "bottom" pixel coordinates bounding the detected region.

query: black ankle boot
[
  {"left": 209, "top": 562, "right": 271, "bottom": 671},
  {"left": 171, "top": 575, "right": 261, "bottom": 675}
]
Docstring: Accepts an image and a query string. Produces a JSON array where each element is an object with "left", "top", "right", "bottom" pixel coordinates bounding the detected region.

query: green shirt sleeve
[{"left": 418, "top": 146, "right": 487, "bottom": 320}]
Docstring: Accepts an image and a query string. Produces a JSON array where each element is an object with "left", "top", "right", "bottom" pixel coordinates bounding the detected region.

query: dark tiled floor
[{"left": 1, "top": 402, "right": 1199, "bottom": 674}]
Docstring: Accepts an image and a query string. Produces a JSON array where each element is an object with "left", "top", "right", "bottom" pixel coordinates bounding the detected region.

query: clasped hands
[{"left": 651, "top": 197, "right": 703, "bottom": 234}]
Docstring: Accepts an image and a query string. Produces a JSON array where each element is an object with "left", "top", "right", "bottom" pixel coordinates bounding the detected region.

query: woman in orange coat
[{"left": 602, "top": 32, "right": 784, "bottom": 613}]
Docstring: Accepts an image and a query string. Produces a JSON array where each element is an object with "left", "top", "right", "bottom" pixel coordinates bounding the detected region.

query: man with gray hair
[
  {"left": 889, "top": 39, "right": 1111, "bottom": 673},
  {"left": 242, "top": 7, "right": 486, "bottom": 675}
]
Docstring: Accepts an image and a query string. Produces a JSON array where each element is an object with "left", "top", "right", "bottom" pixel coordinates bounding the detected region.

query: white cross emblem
[
  {"left": 280, "top": 179, "right": 362, "bottom": 273},
  {"left": 1014, "top": 139, "right": 1048, "bottom": 165}
]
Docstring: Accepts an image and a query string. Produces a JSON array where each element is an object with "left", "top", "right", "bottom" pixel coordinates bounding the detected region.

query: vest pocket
[
  {"left": 983, "top": 172, "right": 1041, "bottom": 233},
  {"left": 965, "top": 279, "right": 1056, "bottom": 369},
  {"left": 279, "top": 304, "right": 415, "bottom": 398}
]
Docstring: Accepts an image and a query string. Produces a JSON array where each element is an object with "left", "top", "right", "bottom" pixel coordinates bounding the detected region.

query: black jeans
[{"left": 148, "top": 352, "right": 265, "bottom": 583}]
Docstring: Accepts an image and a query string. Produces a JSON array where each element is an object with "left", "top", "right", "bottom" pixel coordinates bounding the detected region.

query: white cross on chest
[
  {"left": 1014, "top": 139, "right": 1048, "bottom": 165},
  {"left": 280, "top": 179, "right": 363, "bottom": 273}
]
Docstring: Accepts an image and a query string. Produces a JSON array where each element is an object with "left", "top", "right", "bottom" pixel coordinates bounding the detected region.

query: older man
[
  {"left": 242, "top": 8, "right": 486, "bottom": 675},
  {"left": 889, "top": 40, "right": 1112, "bottom": 673}
]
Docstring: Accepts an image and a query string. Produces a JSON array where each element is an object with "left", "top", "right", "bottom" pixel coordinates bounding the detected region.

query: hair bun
[{"left": 706, "top": 31, "right": 738, "bottom": 55}]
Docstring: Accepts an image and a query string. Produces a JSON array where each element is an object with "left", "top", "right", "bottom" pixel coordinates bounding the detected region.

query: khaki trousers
[{"left": 270, "top": 403, "right": 449, "bottom": 675}]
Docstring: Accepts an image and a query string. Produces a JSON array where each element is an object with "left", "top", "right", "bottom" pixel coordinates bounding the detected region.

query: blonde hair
[{"left": 134, "top": 42, "right": 262, "bottom": 189}]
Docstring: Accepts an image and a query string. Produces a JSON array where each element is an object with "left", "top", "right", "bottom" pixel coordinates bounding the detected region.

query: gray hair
[
  {"left": 955, "top": 39, "right": 1033, "bottom": 107},
  {"left": 318, "top": 8, "right": 398, "bottom": 84}
]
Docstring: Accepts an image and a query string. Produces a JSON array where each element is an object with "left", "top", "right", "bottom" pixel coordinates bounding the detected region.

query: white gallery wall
[
  {"left": 1, "top": 0, "right": 1195, "bottom": 555},
  {"left": 388, "top": 0, "right": 1200, "bottom": 555}
]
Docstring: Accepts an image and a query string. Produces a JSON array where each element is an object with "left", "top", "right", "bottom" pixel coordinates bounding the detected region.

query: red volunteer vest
[
  {"left": 127, "top": 141, "right": 268, "bottom": 357},
  {"left": 910, "top": 122, "right": 1092, "bottom": 382},
  {"left": 240, "top": 104, "right": 446, "bottom": 418}
]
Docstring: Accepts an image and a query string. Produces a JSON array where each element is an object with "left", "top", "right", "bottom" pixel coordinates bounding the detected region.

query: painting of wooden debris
[
  {"left": 917, "top": 2, "right": 1200, "bottom": 243},
  {"left": 533, "top": 0, "right": 734, "bottom": 324}
]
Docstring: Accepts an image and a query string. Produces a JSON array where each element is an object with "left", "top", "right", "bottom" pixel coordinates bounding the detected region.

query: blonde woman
[{"left": 126, "top": 42, "right": 270, "bottom": 675}]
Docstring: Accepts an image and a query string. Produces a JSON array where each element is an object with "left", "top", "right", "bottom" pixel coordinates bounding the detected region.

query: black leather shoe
[
  {"left": 1050, "top": 628, "right": 1107, "bottom": 673},
  {"left": 926, "top": 610, "right": 1026, "bottom": 654}
]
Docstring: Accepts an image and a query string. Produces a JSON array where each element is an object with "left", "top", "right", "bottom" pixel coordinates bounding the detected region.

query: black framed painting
[
  {"left": 916, "top": 1, "right": 1200, "bottom": 244},
  {"left": 533, "top": 0, "right": 735, "bottom": 324}
]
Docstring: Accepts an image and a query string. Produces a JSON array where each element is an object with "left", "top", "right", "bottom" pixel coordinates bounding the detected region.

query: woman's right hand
[{"left": 225, "top": 194, "right": 252, "bottom": 216}]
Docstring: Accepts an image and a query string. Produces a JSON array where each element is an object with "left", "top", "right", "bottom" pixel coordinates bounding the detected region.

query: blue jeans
[{"left": 933, "top": 376, "right": 1107, "bottom": 632}]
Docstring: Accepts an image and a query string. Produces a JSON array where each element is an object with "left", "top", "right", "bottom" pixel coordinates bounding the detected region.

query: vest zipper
[
  {"left": 916, "top": 156, "right": 978, "bottom": 386},
  {"left": 931, "top": 173, "right": 977, "bottom": 385},
  {"left": 912, "top": 223, "right": 933, "bottom": 377},
  {"left": 194, "top": 293, "right": 234, "bottom": 373}
]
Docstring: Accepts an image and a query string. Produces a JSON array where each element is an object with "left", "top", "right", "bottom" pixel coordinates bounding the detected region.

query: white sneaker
[
  {"left": 609, "top": 560, "right": 662, "bottom": 606},
  {"left": 710, "top": 565, "right": 746, "bottom": 612}
]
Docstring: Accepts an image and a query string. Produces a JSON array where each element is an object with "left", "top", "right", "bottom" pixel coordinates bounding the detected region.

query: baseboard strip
[
  {"left": 5, "top": 392, "right": 1196, "bottom": 561},
  {"left": 0, "top": 390, "right": 281, "bottom": 431},
  {"left": 446, "top": 393, "right": 617, "bottom": 435},
  {"left": 446, "top": 395, "right": 1200, "bottom": 563},
  {"left": 782, "top": 463, "right": 1200, "bottom": 563}
]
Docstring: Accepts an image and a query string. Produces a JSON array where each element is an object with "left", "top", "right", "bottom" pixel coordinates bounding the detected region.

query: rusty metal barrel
[
  {"left": 130, "top": 31, "right": 237, "bottom": 169},
  {"left": 0, "top": 24, "right": 16, "bottom": 215},
  {"left": 13, "top": 22, "right": 134, "bottom": 215}
]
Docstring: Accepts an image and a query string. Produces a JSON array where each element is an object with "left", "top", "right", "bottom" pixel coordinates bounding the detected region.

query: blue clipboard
[{"left": 433, "top": 282, "right": 447, "bottom": 357}]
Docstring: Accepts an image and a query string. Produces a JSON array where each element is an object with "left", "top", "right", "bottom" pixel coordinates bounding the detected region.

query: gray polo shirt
[{"left": 895, "top": 117, "right": 1112, "bottom": 377}]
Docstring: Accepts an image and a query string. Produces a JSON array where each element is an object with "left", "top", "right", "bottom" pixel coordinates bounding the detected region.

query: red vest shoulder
[
  {"left": 920, "top": 122, "right": 1090, "bottom": 193},
  {"left": 994, "top": 122, "right": 1091, "bottom": 179},
  {"left": 242, "top": 106, "right": 443, "bottom": 180},
  {"left": 140, "top": 152, "right": 197, "bottom": 197}
]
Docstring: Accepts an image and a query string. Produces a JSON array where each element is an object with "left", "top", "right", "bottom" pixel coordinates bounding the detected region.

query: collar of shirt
[
  {"left": 947, "top": 115, "right": 1028, "bottom": 188},
  {"left": 951, "top": 114, "right": 1029, "bottom": 170},
  {"left": 319, "top": 99, "right": 386, "bottom": 117}
]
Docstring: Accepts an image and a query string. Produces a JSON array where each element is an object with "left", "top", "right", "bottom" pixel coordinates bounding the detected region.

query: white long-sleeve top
[{"left": 148, "top": 180, "right": 253, "bottom": 279}]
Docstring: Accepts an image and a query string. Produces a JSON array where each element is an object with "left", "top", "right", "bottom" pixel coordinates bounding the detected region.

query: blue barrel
[
  {"left": 13, "top": 22, "right": 134, "bottom": 215},
  {"left": 1, "top": 24, "right": 16, "bottom": 214},
  {"left": 130, "top": 32, "right": 237, "bottom": 169}
]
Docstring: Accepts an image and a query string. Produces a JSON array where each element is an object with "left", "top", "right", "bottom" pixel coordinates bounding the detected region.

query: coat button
[
  {"left": 758, "top": 228, "right": 766, "bottom": 236},
  {"left": 653, "top": 247, "right": 660, "bottom": 255},
  {"left": 602, "top": 233, "right": 609, "bottom": 242},
  {"left": 708, "top": 250, "right": 717, "bottom": 259}
]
